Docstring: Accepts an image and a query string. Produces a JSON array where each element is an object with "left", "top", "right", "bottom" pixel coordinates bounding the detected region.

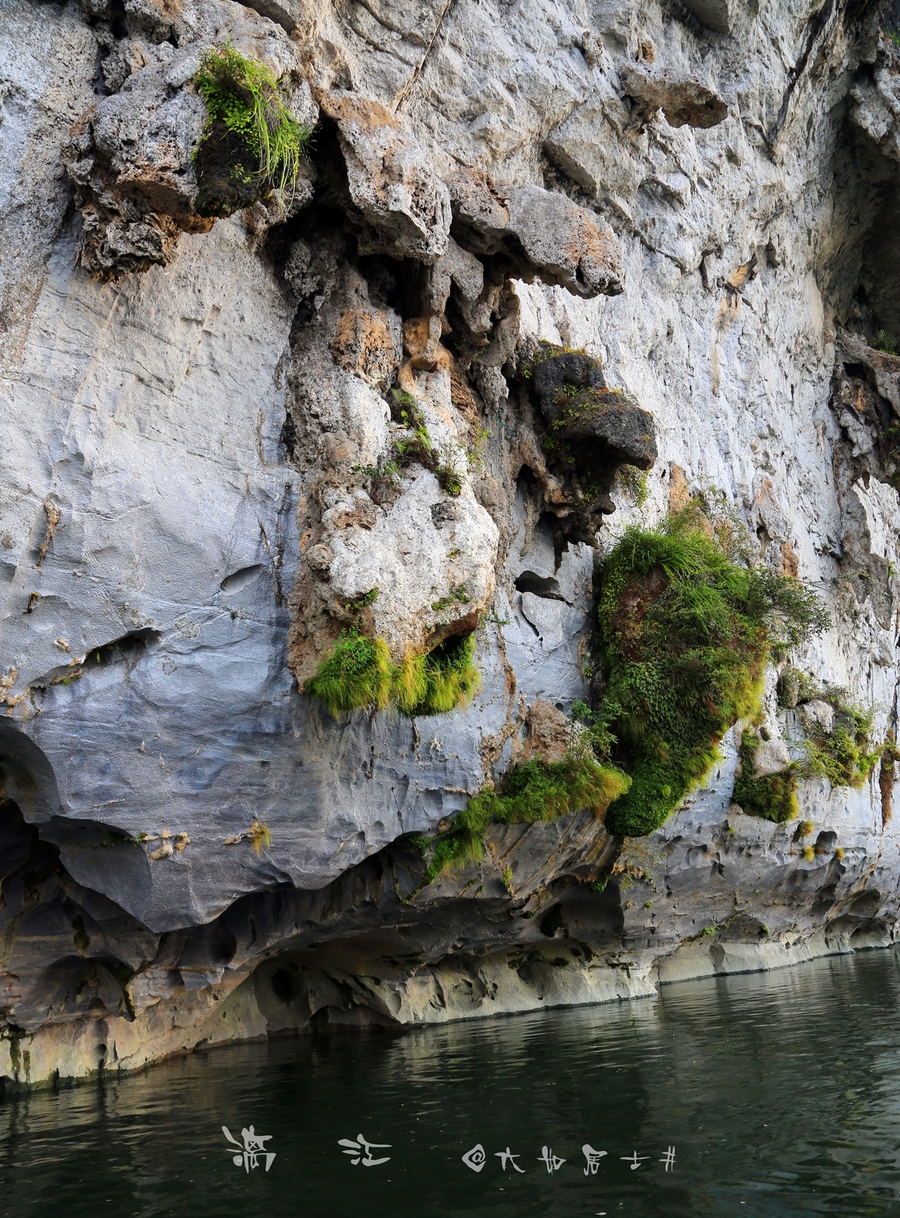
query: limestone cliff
[{"left": 3, "top": 0, "right": 900, "bottom": 1088}]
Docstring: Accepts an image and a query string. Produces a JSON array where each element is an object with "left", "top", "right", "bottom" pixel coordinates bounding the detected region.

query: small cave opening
[
  {"left": 270, "top": 968, "right": 295, "bottom": 1004},
  {"left": 89, "top": 628, "right": 161, "bottom": 668},
  {"left": 514, "top": 571, "right": 566, "bottom": 601}
]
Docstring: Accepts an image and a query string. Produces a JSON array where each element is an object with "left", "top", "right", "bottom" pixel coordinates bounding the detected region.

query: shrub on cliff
[
  {"left": 193, "top": 43, "right": 311, "bottom": 216},
  {"left": 734, "top": 690, "right": 880, "bottom": 823},
  {"left": 595, "top": 507, "right": 829, "bottom": 837}
]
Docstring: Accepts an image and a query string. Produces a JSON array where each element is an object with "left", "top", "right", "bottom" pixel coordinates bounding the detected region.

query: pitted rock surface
[{"left": 4, "top": 0, "right": 900, "bottom": 1089}]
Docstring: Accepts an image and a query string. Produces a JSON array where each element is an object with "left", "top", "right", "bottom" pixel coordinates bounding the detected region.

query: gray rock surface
[{"left": 3, "top": 0, "right": 900, "bottom": 1088}]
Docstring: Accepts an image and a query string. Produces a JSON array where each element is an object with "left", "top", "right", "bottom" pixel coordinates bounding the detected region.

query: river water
[{"left": 4, "top": 949, "right": 900, "bottom": 1217}]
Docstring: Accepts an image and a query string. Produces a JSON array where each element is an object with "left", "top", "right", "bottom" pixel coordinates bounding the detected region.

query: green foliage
[
  {"left": 393, "top": 634, "right": 481, "bottom": 717},
  {"left": 389, "top": 390, "right": 465, "bottom": 497},
  {"left": 431, "top": 585, "right": 471, "bottom": 613},
  {"left": 799, "top": 691, "right": 880, "bottom": 788},
  {"left": 436, "top": 463, "right": 463, "bottom": 497},
  {"left": 354, "top": 461, "right": 402, "bottom": 486},
  {"left": 195, "top": 42, "right": 311, "bottom": 199},
  {"left": 596, "top": 508, "right": 829, "bottom": 837},
  {"left": 734, "top": 688, "right": 878, "bottom": 824},
  {"left": 616, "top": 466, "right": 650, "bottom": 507},
  {"left": 305, "top": 631, "right": 394, "bottom": 717},
  {"left": 873, "top": 328, "right": 899, "bottom": 355},
  {"left": 420, "top": 752, "right": 631, "bottom": 884},
  {"left": 571, "top": 699, "right": 617, "bottom": 760},
  {"left": 415, "top": 634, "right": 481, "bottom": 715},
  {"left": 733, "top": 731, "right": 800, "bottom": 823},
  {"left": 345, "top": 588, "right": 379, "bottom": 613},
  {"left": 306, "top": 630, "right": 480, "bottom": 719}
]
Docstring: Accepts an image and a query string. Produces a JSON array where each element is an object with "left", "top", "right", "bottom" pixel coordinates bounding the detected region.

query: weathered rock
[
  {"left": 446, "top": 171, "right": 624, "bottom": 298},
  {"left": 521, "top": 699, "right": 573, "bottom": 763},
  {"left": 621, "top": 67, "right": 729, "bottom": 130},
  {"left": 323, "top": 92, "right": 452, "bottom": 263},
  {"left": 62, "top": 16, "right": 316, "bottom": 277},
  {"left": 749, "top": 736, "right": 792, "bottom": 780},
  {"left": 800, "top": 699, "right": 836, "bottom": 737},
  {"left": 3, "top": 0, "right": 900, "bottom": 1091},
  {"left": 532, "top": 350, "right": 658, "bottom": 471}
]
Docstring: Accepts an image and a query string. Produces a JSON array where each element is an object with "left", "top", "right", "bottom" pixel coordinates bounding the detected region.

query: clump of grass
[
  {"left": 388, "top": 391, "right": 468, "bottom": 498},
  {"left": 801, "top": 844, "right": 816, "bottom": 863},
  {"left": 432, "top": 585, "right": 471, "bottom": 613},
  {"left": 306, "top": 630, "right": 479, "bottom": 719},
  {"left": 305, "top": 631, "right": 394, "bottom": 717},
  {"left": 595, "top": 507, "right": 829, "bottom": 837},
  {"left": 420, "top": 751, "right": 631, "bottom": 884},
  {"left": 872, "top": 328, "right": 899, "bottom": 356},
  {"left": 195, "top": 42, "right": 311, "bottom": 200},
  {"left": 345, "top": 588, "right": 379, "bottom": 613},
  {"left": 436, "top": 463, "right": 463, "bottom": 496},
  {"left": 616, "top": 466, "right": 650, "bottom": 507},
  {"left": 392, "top": 634, "right": 481, "bottom": 717},
  {"left": 735, "top": 689, "right": 879, "bottom": 824},
  {"left": 414, "top": 634, "right": 481, "bottom": 715}
]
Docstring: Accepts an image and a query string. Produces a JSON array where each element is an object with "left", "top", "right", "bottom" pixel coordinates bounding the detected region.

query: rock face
[{"left": 3, "top": 0, "right": 900, "bottom": 1088}]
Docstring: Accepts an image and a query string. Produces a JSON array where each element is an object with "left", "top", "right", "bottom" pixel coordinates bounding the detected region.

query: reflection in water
[{"left": 4, "top": 950, "right": 900, "bottom": 1215}]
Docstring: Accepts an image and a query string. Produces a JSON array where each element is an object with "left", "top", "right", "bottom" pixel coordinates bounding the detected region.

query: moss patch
[
  {"left": 734, "top": 689, "right": 879, "bottom": 824},
  {"left": 595, "top": 508, "right": 829, "bottom": 837},
  {"left": 419, "top": 751, "right": 631, "bottom": 884},
  {"left": 800, "top": 692, "right": 879, "bottom": 788},
  {"left": 733, "top": 731, "right": 801, "bottom": 823},
  {"left": 306, "top": 630, "right": 480, "bottom": 719}
]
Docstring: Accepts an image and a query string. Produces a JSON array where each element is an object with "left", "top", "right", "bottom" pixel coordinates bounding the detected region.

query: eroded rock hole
[{"left": 271, "top": 968, "right": 295, "bottom": 1003}]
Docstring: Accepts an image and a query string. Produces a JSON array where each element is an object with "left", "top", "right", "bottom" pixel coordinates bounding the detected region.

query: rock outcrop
[{"left": 3, "top": 0, "right": 900, "bottom": 1089}]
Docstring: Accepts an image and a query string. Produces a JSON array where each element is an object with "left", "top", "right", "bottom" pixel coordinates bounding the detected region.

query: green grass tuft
[
  {"left": 411, "top": 634, "right": 481, "bottom": 716},
  {"left": 304, "top": 631, "right": 394, "bottom": 718},
  {"left": 873, "top": 328, "right": 899, "bottom": 356},
  {"left": 306, "top": 631, "right": 480, "bottom": 719},
  {"left": 195, "top": 42, "right": 312, "bottom": 200},
  {"left": 420, "top": 751, "right": 631, "bottom": 884},
  {"left": 799, "top": 692, "right": 880, "bottom": 788},
  {"left": 596, "top": 507, "right": 829, "bottom": 837}
]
